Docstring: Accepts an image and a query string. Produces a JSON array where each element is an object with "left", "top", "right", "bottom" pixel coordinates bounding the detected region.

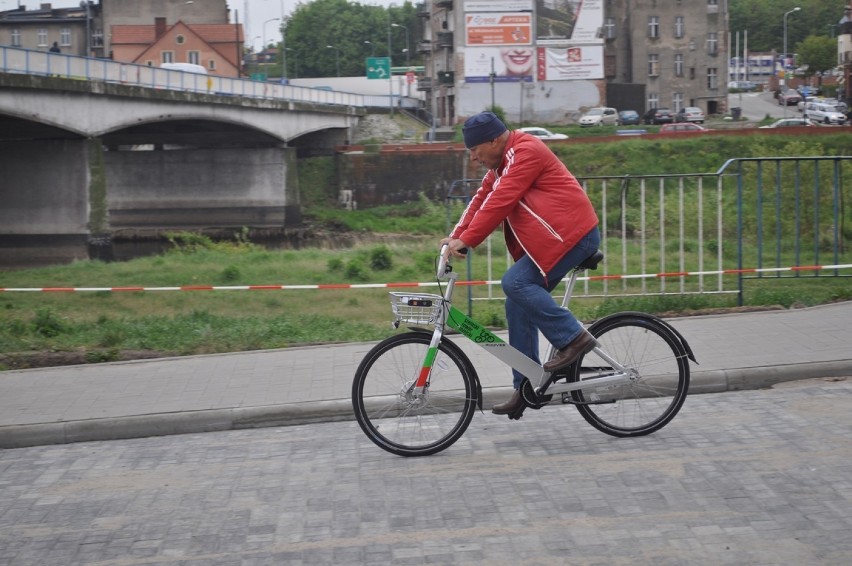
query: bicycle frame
[{"left": 416, "top": 247, "right": 634, "bottom": 398}]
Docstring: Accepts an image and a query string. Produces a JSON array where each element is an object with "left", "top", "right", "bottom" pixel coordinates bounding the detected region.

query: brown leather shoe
[
  {"left": 492, "top": 389, "right": 524, "bottom": 415},
  {"left": 543, "top": 331, "right": 596, "bottom": 373}
]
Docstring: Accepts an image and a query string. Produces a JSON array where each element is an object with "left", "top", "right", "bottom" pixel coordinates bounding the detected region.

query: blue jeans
[{"left": 502, "top": 227, "right": 600, "bottom": 389}]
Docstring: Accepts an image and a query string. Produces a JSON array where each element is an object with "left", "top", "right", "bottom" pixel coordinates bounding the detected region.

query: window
[
  {"left": 673, "top": 93, "right": 683, "bottom": 112},
  {"left": 37, "top": 28, "right": 48, "bottom": 47},
  {"left": 674, "top": 53, "right": 684, "bottom": 77},
  {"left": 11, "top": 29, "right": 21, "bottom": 47},
  {"left": 690, "top": 67, "right": 696, "bottom": 80},
  {"left": 648, "top": 54, "right": 660, "bottom": 77},
  {"left": 648, "top": 94, "right": 660, "bottom": 110},
  {"left": 60, "top": 28, "right": 71, "bottom": 47},
  {"left": 648, "top": 16, "right": 660, "bottom": 39},
  {"left": 208, "top": 59, "right": 216, "bottom": 70},
  {"left": 707, "top": 32, "right": 718, "bottom": 56},
  {"left": 161, "top": 51, "right": 174, "bottom": 63},
  {"left": 707, "top": 67, "right": 718, "bottom": 89},
  {"left": 176, "top": 35, "right": 185, "bottom": 45},
  {"left": 92, "top": 29, "right": 104, "bottom": 47},
  {"left": 674, "top": 16, "right": 684, "bottom": 39},
  {"left": 188, "top": 51, "right": 200, "bottom": 65},
  {"left": 603, "top": 17, "right": 616, "bottom": 40}
]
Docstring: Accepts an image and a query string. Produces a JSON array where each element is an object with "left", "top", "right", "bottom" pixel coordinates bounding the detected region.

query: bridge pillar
[{"left": 0, "top": 139, "right": 93, "bottom": 267}]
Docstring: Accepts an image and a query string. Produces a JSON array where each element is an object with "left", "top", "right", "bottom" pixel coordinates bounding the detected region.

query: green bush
[
  {"left": 32, "top": 308, "right": 66, "bottom": 337},
  {"left": 369, "top": 245, "right": 393, "bottom": 271}
]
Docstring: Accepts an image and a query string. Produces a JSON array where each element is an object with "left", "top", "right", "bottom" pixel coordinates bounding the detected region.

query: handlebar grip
[{"left": 437, "top": 243, "right": 450, "bottom": 278}]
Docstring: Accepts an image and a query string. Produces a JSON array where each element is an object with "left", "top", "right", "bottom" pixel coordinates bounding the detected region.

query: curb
[{"left": 2, "top": 361, "right": 850, "bottom": 450}]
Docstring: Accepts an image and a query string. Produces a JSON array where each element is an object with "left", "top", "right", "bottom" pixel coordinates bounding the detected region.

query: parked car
[
  {"left": 518, "top": 127, "right": 568, "bottom": 140},
  {"left": 617, "top": 110, "right": 641, "bottom": 125},
  {"left": 758, "top": 118, "right": 813, "bottom": 129},
  {"left": 578, "top": 107, "right": 618, "bottom": 127},
  {"left": 642, "top": 108, "right": 674, "bottom": 125},
  {"left": 675, "top": 106, "right": 705, "bottom": 124},
  {"left": 659, "top": 123, "right": 708, "bottom": 133},
  {"left": 778, "top": 89, "right": 802, "bottom": 106},
  {"left": 803, "top": 101, "right": 847, "bottom": 125}
]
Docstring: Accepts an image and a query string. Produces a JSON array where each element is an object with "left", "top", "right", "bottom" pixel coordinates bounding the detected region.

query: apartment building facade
[
  {"left": 0, "top": 1, "right": 239, "bottom": 75},
  {"left": 417, "top": 0, "right": 730, "bottom": 126}
]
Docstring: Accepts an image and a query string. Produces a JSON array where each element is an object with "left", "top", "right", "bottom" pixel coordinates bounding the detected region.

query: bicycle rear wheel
[
  {"left": 352, "top": 332, "right": 479, "bottom": 457},
  {"left": 568, "top": 313, "right": 690, "bottom": 437}
]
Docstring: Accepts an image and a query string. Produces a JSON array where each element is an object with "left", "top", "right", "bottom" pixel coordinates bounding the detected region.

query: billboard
[
  {"left": 465, "top": 13, "right": 533, "bottom": 45},
  {"left": 536, "top": 45, "right": 604, "bottom": 80},
  {"left": 465, "top": 46, "right": 535, "bottom": 82},
  {"left": 536, "top": 0, "right": 603, "bottom": 44}
]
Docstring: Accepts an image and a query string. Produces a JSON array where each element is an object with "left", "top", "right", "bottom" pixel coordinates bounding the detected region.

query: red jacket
[{"left": 450, "top": 130, "right": 598, "bottom": 276}]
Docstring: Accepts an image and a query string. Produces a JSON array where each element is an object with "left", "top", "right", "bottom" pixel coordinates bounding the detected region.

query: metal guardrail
[
  {"left": 0, "top": 45, "right": 370, "bottom": 108},
  {"left": 451, "top": 156, "right": 852, "bottom": 305}
]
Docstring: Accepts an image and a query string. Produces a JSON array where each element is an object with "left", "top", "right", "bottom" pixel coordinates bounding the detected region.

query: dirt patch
[{"left": 0, "top": 350, "right": 174, "bottom": 371}]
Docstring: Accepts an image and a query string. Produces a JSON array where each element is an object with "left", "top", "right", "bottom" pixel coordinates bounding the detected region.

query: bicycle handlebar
[
  {"left": 437, "top": 243, "right": 468, "bottom": 279},
  {"left": 437, "top": 243, "right": 450, "bottom": 278}
]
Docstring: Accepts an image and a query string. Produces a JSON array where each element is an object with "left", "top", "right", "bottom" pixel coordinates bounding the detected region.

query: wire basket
[{"left": 389, "top": 292, "right": 444, "bottom": 325}]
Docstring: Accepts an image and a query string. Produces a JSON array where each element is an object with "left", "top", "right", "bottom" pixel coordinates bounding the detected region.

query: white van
[
  {"left": 578, "top": 107, "right": 618, "bottom": 127},
  {"left": 160, "top": 62, "right": 208, "bottom": 75},
  {"left": 804, "top": 101, "right": 846, "bottom": 125}
]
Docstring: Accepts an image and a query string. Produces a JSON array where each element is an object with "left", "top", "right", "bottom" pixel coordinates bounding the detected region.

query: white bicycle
[{"left": 352, "top": 245, "right": 695, "bottom": 457}]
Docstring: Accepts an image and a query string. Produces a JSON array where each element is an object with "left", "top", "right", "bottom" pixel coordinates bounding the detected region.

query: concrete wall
[
  {"left": 338, "top": 147, "right": 470, "bottom": 209},
  {"left": 104, "top": 147, "right": 294, "bottom": 231},
  {"left": 456, "top": 79, "right": 605, "bottom": 125}
]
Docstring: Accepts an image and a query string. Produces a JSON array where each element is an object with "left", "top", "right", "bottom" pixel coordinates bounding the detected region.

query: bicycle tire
[
  {"left": 567, "top": 313, "right": 690, "bottom": 437},
  {"left": 352, "top": 332, "right": 479, "bottom": 457}
]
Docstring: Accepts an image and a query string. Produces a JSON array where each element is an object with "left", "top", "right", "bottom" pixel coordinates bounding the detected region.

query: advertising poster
[
  {"left": 465, "top": 46, "right": 535, "bottom": 83},
  {"left": 536, "top": 0, "right": 603, "bottom": 44},
  {"left": 465, "top": 13, "right": 533, "bottom": 45},
  {"left": 535, "top": 45, "right": 604, "bottom": 80}
]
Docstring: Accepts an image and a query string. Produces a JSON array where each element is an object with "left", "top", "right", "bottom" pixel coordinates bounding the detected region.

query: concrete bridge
[{"left": 0, "top": 56, "right": 367, "bottom": 267}]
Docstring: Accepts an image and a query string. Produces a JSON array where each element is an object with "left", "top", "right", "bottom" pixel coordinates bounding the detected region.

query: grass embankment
[{"left": 2, "top": 134, "right": 850, "bottom": 369}]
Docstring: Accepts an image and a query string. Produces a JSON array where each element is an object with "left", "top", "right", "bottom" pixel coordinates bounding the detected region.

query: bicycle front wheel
[
  {"left": 568, "top": 314, "right": 690, "bottom": 437},
  {"left": 352, "top": 332, "right": 479, "bottom": 457}
]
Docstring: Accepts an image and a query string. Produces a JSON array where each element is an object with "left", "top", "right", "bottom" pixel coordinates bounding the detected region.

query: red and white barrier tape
[{"left": 1, "top": 264, "right": 850, "bottom": 293}]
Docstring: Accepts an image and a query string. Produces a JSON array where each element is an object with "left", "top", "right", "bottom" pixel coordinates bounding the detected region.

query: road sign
[{"left": 366, "top": 57, "right": 391, "bottom": 79}]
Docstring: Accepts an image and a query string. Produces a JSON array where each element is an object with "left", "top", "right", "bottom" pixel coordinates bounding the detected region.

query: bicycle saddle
[{"left": 577, "top": 250, "right": 604, "bottom": 271}]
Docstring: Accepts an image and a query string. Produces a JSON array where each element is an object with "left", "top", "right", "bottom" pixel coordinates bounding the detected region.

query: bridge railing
[{"left": 0, "top": 45, "right": 368, "bottom": 108}]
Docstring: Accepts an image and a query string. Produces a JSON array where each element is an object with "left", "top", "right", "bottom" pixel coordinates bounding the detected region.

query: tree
[
  {"left": 796, "top": 35, "right": 838, "bottom": 79},
  {"left": 729, "top": 0, "right": 848, "bottom": 52},
  {"left": 281, "top": 0, "right": 419, "bottom": 79}
]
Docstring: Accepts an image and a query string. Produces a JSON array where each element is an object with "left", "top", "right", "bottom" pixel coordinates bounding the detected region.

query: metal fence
[
  {"left": 453, "top": 156, "right": 852, "bottom": 305},
  {"left": 0, "top": 45, "right": 370, "bottom": 108}
]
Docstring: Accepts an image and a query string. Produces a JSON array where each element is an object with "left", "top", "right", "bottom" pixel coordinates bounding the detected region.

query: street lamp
[
  {"left": 781, "top": 7, "right": 800, "bottom": 88},
  {"left": 391, "top": 23, "right": 410, "bottom": 66},
  {"left": 364, "top": 40, "right": 376, "bottom": 57},
  {"left": 263, "top": 17, "right": 280, "bottom": 51},
  {"left": 326, "top": 44, "right": 340, "bottom": 76},
  {"left": 782, "top": 6, "right": 800, "bottom": 118}
]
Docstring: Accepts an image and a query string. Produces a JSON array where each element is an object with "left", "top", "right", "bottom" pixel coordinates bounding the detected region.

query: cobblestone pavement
[{"left": 1, "top": 377, "right": 850, "bottom": 565}]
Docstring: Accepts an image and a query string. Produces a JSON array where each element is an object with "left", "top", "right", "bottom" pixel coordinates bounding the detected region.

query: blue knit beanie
[{"left": 462, "top": 112, "right": 508, "bottom": 149}]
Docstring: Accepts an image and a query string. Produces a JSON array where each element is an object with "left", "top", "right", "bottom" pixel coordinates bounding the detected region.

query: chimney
[{"left": 155, "top": 17, "right": 167, "bottom": 40}]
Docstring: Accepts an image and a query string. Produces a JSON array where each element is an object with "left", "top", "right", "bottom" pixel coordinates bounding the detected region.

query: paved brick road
[{"left": 1, "top": 377, "right": 850, "bottom": 565}]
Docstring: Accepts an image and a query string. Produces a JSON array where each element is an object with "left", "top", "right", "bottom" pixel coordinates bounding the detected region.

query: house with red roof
[{"left": 111, "top": 17, "right": 243, "bottom": 77}]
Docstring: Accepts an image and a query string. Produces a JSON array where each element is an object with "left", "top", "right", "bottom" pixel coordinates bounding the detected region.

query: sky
[{"left": 4, "top": 0, "right": 397, "bottom": 52}]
